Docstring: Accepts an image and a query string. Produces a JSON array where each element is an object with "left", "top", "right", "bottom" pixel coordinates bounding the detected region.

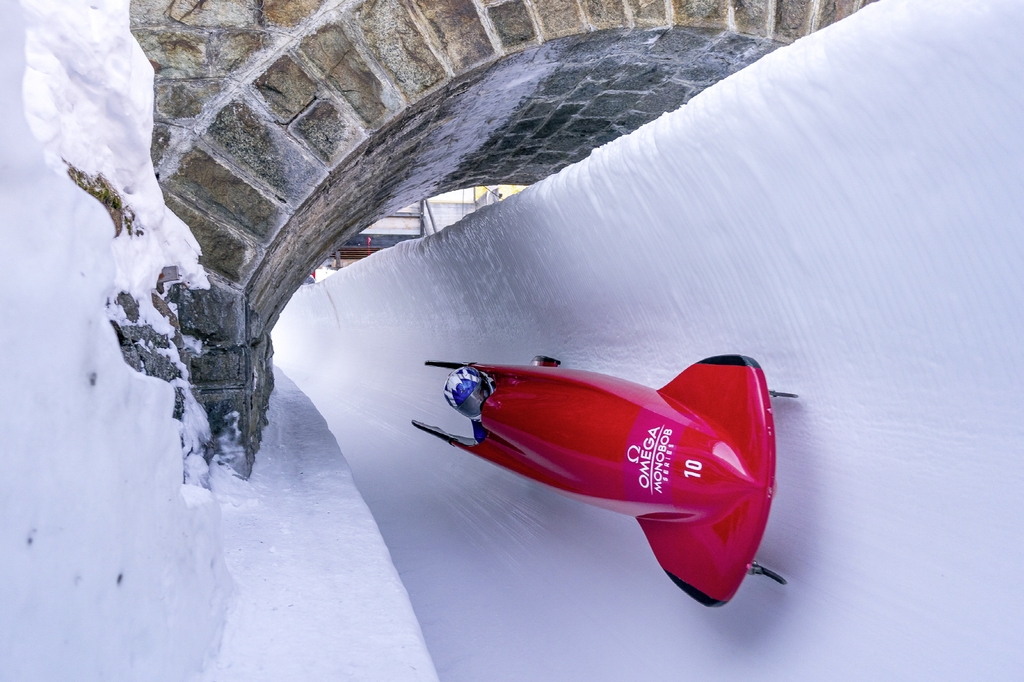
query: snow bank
[
  {"left": 20, "top": 0, "right": 213, "bottom": 459},
  {"left": 198, "top": 369, "right": 438, "bottom": 681},
  {"left": 0, "top": 2, "right": 229, "bottom": 679},
  {"left": 275, "top": 0, "right": 1024, "bottom": 679}
]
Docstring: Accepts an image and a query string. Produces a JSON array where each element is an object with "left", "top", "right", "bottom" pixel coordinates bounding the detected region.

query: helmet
[{"left": 444, "top": 366, "right": 492, "bottom": 419}]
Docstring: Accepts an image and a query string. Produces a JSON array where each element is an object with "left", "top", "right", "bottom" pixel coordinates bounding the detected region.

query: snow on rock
[
  {"left": 0, "top": 2, "right": 229, "bottom": 680},
  {"left": 275, "top": 0, "right": 1024, "bottom": 679},
  {"left": 20, "top": 0, "right": 213, "bottom": 459},
  {"left": 20, "top": 0, "right": 206, "bottom": 297},
  {"left": 196, "top": 368, "right": 438, "bottom": 682}
]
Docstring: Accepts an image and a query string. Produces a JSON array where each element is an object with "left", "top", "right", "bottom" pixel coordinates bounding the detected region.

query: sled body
[{"left": 422, "top": 356, "right": 777, "bottom": 605}]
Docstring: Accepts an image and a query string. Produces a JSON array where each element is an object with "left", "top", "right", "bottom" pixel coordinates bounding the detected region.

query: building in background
[{"left": 311, "top": 185, "right": 526, "bottom": 282}]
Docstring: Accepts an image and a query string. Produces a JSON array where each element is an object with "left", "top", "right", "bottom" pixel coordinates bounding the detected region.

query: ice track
[{"left": 274, "top": 1, "right": 1024, "bottom": 679}]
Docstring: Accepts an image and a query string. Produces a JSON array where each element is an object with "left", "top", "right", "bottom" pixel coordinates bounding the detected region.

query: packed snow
[
  {"left": 196, "top": 369, "right": 438, "bottom": 682},
  {"left": 275, "top": 0, "right": 1024, "bottom": 679},
  {"left": 0, "top": 2, "right": 228, "bottom": 678}
]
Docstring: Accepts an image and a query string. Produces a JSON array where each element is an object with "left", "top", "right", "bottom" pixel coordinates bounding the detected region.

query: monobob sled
[{"left": 413, "top": 354, "right": 791, "bottom": 606}]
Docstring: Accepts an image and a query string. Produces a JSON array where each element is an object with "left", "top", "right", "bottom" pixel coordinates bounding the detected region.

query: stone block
[
  {"left": 531, "top": 0, "right": 583, "bottom": 39},
  {"left": 166, "top": 148, "right": 279, "bottom": 240},
  {"left": 564, "top": 146, "right": 593, "bottom": 163},
  {"left": 492, "top": 132, "right": 528, "bottom": 151},
  {"left": 582, "top": 0, "right": 627, "bottom": 29},
  {"left": 508, "top": 116, "right": 547, "bottom": 136},
  {"left": 120, "top": 320, "right": 172, "bottom": 349},
  {"left": 359, "top": 0, "right": 446, "bottom": 98},
  {"left": 565, "top": 78, "right": 613, "bottom": 103},
  {"left": 113, "top": 331, "right": 145, "bottom": 373},
  {"left": 248, "top": 332, "right": 274, "bottom": 435},
  {"left": 649, "top": 26, "right": 714, "bottom": 57},
  {"left": 210, "top": 31, "right": 267, "bottom": 76},
  {"left": 112, "top": 320, "right": 182, "bottom": 381},
  {"left": 531, "top": 150, "right": 571, "bottom": 166},
  {"left": 116, "top": 291, "right": 141, "bottom": 323},
  {"left": 262, "top": 0, "right": 324, "bottom": 26},
  {"left": 815, "top": 0, "right": 859, "bottom": 30},
  {"left": 537, "top": 64, "right": 589, "bottom": 97},
  {"left": 193, "top": 387, "right": 252, "bottom": 475},
  {"left": 138, "top": 344, "right": 182, "bottom": 382},
  {"left": 566, "top": 115, "right": 611, "bottom": 135},
  {"left": 168, "top": 278, "right": 247, "bottom": 346},
  {"left": 206, "top": 100, "right": 320, "bottom": 202},
  {"left": 612, "top": 108, "right": 657, "bottom": 131},
  {"left": 131, "top": 0, "right": 174, "bottom": 27},
  {"left": 672, "top": 0, "right": 727, "bottom": 27},
  {"left": 292, "top": 100, "right": 354, "bottom": 162},
  {"left": 680, "top": 48, "right": 739, "bottom": 83},
  {"left": 254, "top": 56, "right": 318, "bottom": 123},
  {"left": 534, "top": 102, "right": 583, "bottom": 137},
  {"left": 488, "top": 1, "right": 536, "bottom": 51},
  {"left": 542, "top": 130, "right": 588, "bottom": 152},
  {"left": 561, "top": 24, "right": 655, "bottom": 59},
  {"left": 510, "top": 162, "right": 554, "bottom": 183},
  {"left": 628, "top": 0, "right": 667, "bottom": 27},
  {"left": 191, "top": 347, "right": 247, "bottom": 385},
  {"left": 167, "top": 0, "right": 257, "bottom": 28},
  {"left": 165, "top": 192, "right": 257, "bottom": 282},
  {"left": 711, "top": 31, "right": 766, "bottom": 60},
  {"left": 518, "top": 99, "right": 559, "bottom": 120},
  {"left": 609, "top": 62, "right": 670, "bottom": 91},
  {"left": 155, "top": 80, "right": 221, "bottom": 119},
  {"left": 173, "top": 387, "right": 186, "bottom": 421},
  {"left": 151, "top": 123, "right": 171, "bottom": 167},
  {"left": 300, "top": 24, "right": 388, "bottom": 126},
  {"left": 412, "top": 0, "right": 494, "bottom": 71},
  {"left": 730, "top": 0, "right": 770, "bottom": 36},
  {"left": 774, "top": 0, "right": 812, "bottom": 40},
  {"left": 581, "top": 54, "right": 630, "bottom": 81},
  {"left": 580, "top": 91, "right": 636, "bottom": 117},
  {"left": 133, "top": 30, "right": 207, "bottom": 78},
  {"left": 636, "top": 81, "right": 695, "bottom": 114}
]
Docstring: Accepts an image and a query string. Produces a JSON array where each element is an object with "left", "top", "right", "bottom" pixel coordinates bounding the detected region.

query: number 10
[{"left": 684, "top": 459, "right": 702, "bottom": 478}]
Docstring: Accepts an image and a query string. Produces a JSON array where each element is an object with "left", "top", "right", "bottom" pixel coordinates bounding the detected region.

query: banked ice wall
[{"left": 275, "top": 0, "right": 1024, "bottom": 679}]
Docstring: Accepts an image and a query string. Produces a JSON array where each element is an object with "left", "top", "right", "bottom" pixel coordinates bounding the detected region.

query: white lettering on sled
[{"left": 623, "top": 411, "right": 681, "bottom": 502}]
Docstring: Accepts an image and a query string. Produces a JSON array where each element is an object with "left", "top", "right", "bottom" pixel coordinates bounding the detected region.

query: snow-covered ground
[
  {"left": 275, "top": 0, "right": 1024, "bottom": 679},
  {"left": 196, "top": 369, "right": 437, "bottom": 682}
]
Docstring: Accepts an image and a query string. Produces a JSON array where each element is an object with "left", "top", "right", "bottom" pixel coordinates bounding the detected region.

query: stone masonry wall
[{"left": 131, "top": 0, "right": 872, "bottom": 475}]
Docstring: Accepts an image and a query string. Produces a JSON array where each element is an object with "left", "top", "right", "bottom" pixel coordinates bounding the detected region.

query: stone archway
[{"left": 131, "top": 0, "right": 869, "bottom": 474}]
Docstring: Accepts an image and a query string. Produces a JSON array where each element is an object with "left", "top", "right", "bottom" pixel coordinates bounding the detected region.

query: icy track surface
[
  {"left": 197, "top": 369, "right": 438, "bottom": 682},
  {"left": 275, "top": 0, "right": 1024, "bottom": 679}
]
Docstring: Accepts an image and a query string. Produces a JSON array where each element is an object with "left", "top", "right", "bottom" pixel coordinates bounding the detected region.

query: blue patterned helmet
[{"left": 444, "top": 366, "right": 491, "bottom": 419}]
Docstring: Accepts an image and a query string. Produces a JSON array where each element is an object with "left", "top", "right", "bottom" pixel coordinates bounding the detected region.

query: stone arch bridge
[{"left": 131, "top": 0, "right": 869, "bottom": 474}]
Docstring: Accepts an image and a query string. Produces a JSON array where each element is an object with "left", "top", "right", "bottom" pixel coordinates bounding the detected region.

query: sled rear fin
[
  {"left": 649, "top": 355, "right": 777, "bottom": 604},
  {"left": 638, "top": 506, "right": 761, "bottom": 605},
  {"left": 658, "top": 355, "right": 773, "bottom": 485}
]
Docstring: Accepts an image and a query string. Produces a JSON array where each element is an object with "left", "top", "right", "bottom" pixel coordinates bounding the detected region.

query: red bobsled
[{"left": 413, "top": 355, "right": 789, "bottom": 606}]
